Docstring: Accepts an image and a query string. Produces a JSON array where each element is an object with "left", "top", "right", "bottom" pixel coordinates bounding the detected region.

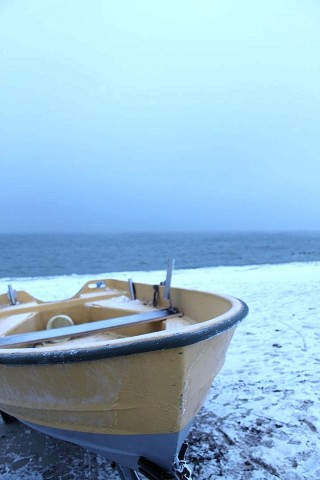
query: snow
[{"left": 0, "top": 262, "right": 319, "bottom": 479}]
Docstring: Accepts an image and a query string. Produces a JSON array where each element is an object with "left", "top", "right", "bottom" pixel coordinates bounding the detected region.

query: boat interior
[
  {"left": 0, "top": 277, "right": 233, "bottom": 349},
  {"left": 0, "top": 279, "right": 197, "bottom": 349}
]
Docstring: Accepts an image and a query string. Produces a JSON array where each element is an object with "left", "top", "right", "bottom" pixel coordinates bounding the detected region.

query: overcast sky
[{"left": 1, "top": 0, "right": 320, "bottom": 233}]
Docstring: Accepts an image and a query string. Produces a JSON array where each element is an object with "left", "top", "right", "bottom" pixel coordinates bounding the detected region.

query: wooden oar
[{"left": 0, "top": 308, "right": 182, "bottom": 348}]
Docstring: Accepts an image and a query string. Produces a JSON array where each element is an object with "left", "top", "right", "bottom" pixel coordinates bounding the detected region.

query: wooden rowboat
[{"left": 0, "top": 271, "right": 248, "bottom": 479}]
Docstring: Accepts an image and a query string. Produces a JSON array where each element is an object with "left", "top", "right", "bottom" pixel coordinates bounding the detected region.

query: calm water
[{"left": 0, "top": 232, "right": 319, "bottom": 278}]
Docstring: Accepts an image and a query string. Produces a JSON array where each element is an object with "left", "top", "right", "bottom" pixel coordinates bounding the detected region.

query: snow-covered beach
[{"left": 0, "top": 262, "right": 319, "bottom": 479}]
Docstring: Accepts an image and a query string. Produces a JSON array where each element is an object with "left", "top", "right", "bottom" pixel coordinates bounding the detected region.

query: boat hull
[
  {"left": 21, "top": 419, "right": 192, "bottom": 471},
  {"left": 0, "top": 332, "right": 235, "bottom": 469},
  {"left": 0, "top": 279, "right": 248, "bottom": 472}
]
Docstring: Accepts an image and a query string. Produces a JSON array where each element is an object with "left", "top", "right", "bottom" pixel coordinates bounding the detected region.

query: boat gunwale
[{"left": 0, "top": 299, "right": 248, "bottom": 365}]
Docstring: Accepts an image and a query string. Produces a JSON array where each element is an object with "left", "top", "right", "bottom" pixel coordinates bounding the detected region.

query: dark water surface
[{"left": 0, "top": 231, "right": 319, "bottom": 278}]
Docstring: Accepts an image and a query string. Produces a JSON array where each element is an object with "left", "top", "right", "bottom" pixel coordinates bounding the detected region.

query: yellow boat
[{"left": 0, "top": 271, "right": 248, "bottom": 479}]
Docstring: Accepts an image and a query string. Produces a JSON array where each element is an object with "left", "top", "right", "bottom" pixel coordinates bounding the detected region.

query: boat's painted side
[{"left": 0, "top": 331, "right": 235, "bottom": 432}]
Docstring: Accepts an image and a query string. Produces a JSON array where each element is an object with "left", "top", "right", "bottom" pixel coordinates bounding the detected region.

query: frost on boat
[{"left": 0, "top": 270, "right": 248, "bottom": 480}]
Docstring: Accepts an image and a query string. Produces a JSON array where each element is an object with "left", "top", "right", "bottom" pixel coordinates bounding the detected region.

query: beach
[{"left": 0, "top": 262, "right": 319, "bottom": 479}]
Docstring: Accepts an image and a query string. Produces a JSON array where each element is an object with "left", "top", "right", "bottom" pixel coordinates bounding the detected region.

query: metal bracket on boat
[
  {"left": 128, "top": 278, "right": 136, "bottom": 300},
  {"left": 153, "top": 259, "right": 175, "bottom": 308},
  {"left": 174, "top": 442, "right": 192, "bottom": 480},
  {"left": 153, "top": 285, "right": 160, "bottom": 307},
  {"left": 113, "top": 443, "right": 192, "bottom": 479},
  {"left": 138, "top": 443, "right": 192, "bottom": 480},
  {"left": 162, "top": 259, "right": 175, "bottom": 304},
  {"left": 7, "top": 284, "right": 17, "bottom": 305}
]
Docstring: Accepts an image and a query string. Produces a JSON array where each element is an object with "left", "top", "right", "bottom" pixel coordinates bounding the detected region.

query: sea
[{"left": 0, "top": 231, "right": 320, "bottom": 278}]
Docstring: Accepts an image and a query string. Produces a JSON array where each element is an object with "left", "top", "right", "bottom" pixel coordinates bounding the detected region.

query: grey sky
[{"left": 1, "top": 0, "right": 320, "bottom": 233}]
